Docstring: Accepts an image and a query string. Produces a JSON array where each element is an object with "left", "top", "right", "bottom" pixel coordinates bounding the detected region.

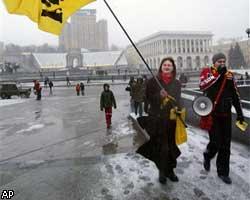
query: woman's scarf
[{"left": 161, "top": 72, "right": 173, "bottom": 84}]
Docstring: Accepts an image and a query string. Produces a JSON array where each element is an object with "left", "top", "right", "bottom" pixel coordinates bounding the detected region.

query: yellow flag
[{"left": 3, "top": 0, "right": 96, "bottom": 35}]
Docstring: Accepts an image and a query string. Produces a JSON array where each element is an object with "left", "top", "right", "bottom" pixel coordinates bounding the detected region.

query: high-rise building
[
  {"left": 58, "top": 23, "right": 71, "bottom": 51},
  {"left": 97, "top": 20, "right": 108, "bottom": 51},
  {"left": 59, "top": 9, "right": 108, "bottom": 51}
]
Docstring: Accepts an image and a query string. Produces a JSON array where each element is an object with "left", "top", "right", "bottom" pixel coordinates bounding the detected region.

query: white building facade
[{"left": 126, "top": 31, "right": 213, "bottom": 71}]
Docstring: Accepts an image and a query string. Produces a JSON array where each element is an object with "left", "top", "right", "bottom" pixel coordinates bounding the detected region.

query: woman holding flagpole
[{"left": 137, "top": 57, "right": 182, "bottom": 185}]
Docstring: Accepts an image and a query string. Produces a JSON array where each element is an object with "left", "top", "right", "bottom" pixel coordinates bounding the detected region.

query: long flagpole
[
  {"left": 103, "top": 0, "right": 187, "bottom": 127},
  {"left": 103, "top": 0, "right": 164, "bottom": 90}
]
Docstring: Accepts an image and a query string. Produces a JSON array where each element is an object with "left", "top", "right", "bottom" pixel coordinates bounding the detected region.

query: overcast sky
[{"left": 0, "top": 0, "right": 249, "bottom": 47}]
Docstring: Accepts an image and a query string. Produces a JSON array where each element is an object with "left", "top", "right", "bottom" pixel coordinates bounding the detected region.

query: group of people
[
  {"left": 75, "top": 82, "right": 85, "bottom": 96},
  {"left": 134, "top": 53, "right": 244, "bottom": 186},
  {"left": 33, "top": 53, "right": 245, "bottom": 187},
  {"left": 33, "top": 79, "right": 54, "bottom": 100},
  {"left": 126, "top": 76, "right": 148, "bottom": 117},
  {"left": 238, "top": 72, "right": 250, "bottom": 85},
  {"left": 126, "top": 73, "right": 188, "bottom": 117}
]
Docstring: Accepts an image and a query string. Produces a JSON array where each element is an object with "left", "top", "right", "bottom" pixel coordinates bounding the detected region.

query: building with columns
[{"left": 125, "top": 31, "right": 213, "bottom": 71}]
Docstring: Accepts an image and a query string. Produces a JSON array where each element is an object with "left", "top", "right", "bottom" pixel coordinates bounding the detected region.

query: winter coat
[
  {"left": 136, "top": 77, "right": 182, "bottom": 172},
  {"left": 34, "top": 82, "right": 42, "bottom": 92},
  {"left": 100, "top": 90, "right": 117, "bottom": 110},
  {"left": 131, "top": 82, "right": 144, "bottom": 103},
  {"left": 76, "top": 84, "right": 80, "bottom": 92},
  {"left": 49, "top": 81, "right": 53, "bottom": 88},
  {"left": 200, "top": 67, "right": 243, "bottom": 116},
  {"left": 128, "top": 80, "right": 136, "bottom": 98},
  {"left": 80, "top": 83, "right": 85, "bottom": 91}
]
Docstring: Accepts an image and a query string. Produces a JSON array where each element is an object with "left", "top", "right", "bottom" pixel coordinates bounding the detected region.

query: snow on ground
[
  {"left": 16, "top": 124, "right": 45, "bottom": 134},
  {"left": 0, "top": 99, "right": 27, "bottom": 107},
  {"left": 96, "top": 124, "right": 250, "bottom": 200},
  {"left": 113, "top": 121, "right": 135, "bottom": 137}
]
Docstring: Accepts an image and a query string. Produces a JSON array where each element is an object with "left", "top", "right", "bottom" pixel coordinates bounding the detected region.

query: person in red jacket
[
  {"left": 76, "top": 83, "right": 80, "bottom": 96},
  {"left": 34, "top": 80, "right": 42, "bottom": 100},
  {"left": 199, "top": 53, "right": 244, "bottom": 184}
]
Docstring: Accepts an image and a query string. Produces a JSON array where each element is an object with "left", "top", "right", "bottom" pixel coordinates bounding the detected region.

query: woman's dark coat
[{"left": 136, "top": 77, "right": 182, "bottom": 174}]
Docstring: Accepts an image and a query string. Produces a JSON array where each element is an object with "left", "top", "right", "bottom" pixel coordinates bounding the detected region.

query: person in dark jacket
[
  {"left": 66, "top": 76, "right": 71, "bottom": 87},
  {"left": 199, "top": 53, "right": 244, "bottom": 184},
  {"left": 127, "top": 77, "right": 136, "bottom": 113},
  {"left": 132, "top": 77, "right": 144, "bottom": 116},
  {"left": 100, "top": 84, "right": 117, "bottom": 129},
  {"left": 245, "top": 72, "right": 250, "bottom": 85},
  {"left": 80, "top": 82, "right": 85, "bottom": 96},
  {"left": 136, "top": 57, "right": 182, "bottom": 185},
  {"left": 179, "top": 73, "right": 188, "bottom": 88},
  {"left": 143, "top": 75, "right": 149, "bottom": 113},
  {"left": 49, "top": 80, "right": 53, "bottom": 95}
]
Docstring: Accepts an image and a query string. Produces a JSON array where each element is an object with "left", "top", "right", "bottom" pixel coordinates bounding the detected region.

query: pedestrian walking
[
  {"left": 245, "top": 72, "right": 250, "bottom": 85},
  {"left": 80, "top": 82, "right": 85, "bottom": 96},
  {"left": 76, "top": 83, "right": 80, "bottom": 96},
  {"left": 49, "top": 80, "right": 54, "bottom": 95},
  {"left": 179, "top": 73, "right": 188, "bottom": 88},
  {"left": 66, "top": 76, "right": 71, "bottom": 87},
  {"left": 34, "top": 80, "right": 42, "bottom": 100},
  {"left": 199, "top": 53, "right": 245, "bottom": 184},
  {"left": 126, "top": 76, "right": 136, "bottom": 112},
  {"left": 136, "top": 57, "right": 182, "bottom": 185},
  {"left": 132, "top": 77, "right": 144, "bottom": 117},
  {"left": 100, "top": 84, "right": 117, "bottom": 129}
]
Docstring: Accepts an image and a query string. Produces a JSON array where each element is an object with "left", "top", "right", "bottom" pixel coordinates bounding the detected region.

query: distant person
[
  {"left": 87, "top": 77, "right": 90, "bottom": 83},
  {"left": 44, "top": 76, "right": 49, "bottom": 88},
  {"left": 80, "top": 82, "right": 85, "bottom": 96},
  {"left": 76, "top": 83, "right": 80, "bottom": 96},
  {"left": 49, "top": 80, "right": 54, "bottom": 95},
  {"left": 53, "top": 71, "right": 56, "bottom": 80},
  {"left": 39, "top": 71, "right": 43, "bottom": 80},
  {"left": 132, "top": 77, "right": 144, "bottom": 117},
  {"left": 123, "top": 74, "right": 127, "bottom": 81},
  {"left": 143, "top": 75, "right": 149, "bottom": 113},
  {"left": 126, "top": 76, "right": 136, "bottom": 112},
  {"left": 238, "top": 75, "right": 244, "bottom": 85},
  {"left": 100, "top": 84, "right": 117, "bottom": 129},
  {"left": 245, "top": 72, "right": 250, "bottom": 85},
  {"left": 66, "top": 76, "right": 71, "bottom": 87},
  {"left": 179, "top": 73, "right": 188, "bottom": 88},
  {"left": 34, "top": 80, "right": 42, "bottom": 100}
]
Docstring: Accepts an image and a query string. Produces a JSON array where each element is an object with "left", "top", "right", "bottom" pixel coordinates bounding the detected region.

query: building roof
[
  {"left": 137, "top": 30, "right": 213, "bottom": 44},
  {"left": 83, "top": 51, "right": 127, "bottom": 67},
  {"left": 33, "top": 53, "right": 67, "bottom": 69},
  {"left": 33, "top": 51, "right": 127, "bottom": 69}
]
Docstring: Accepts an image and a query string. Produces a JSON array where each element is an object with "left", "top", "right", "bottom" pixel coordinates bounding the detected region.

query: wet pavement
[{"left": 0, "top": 85, "right": 250, "bottom": 200}]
